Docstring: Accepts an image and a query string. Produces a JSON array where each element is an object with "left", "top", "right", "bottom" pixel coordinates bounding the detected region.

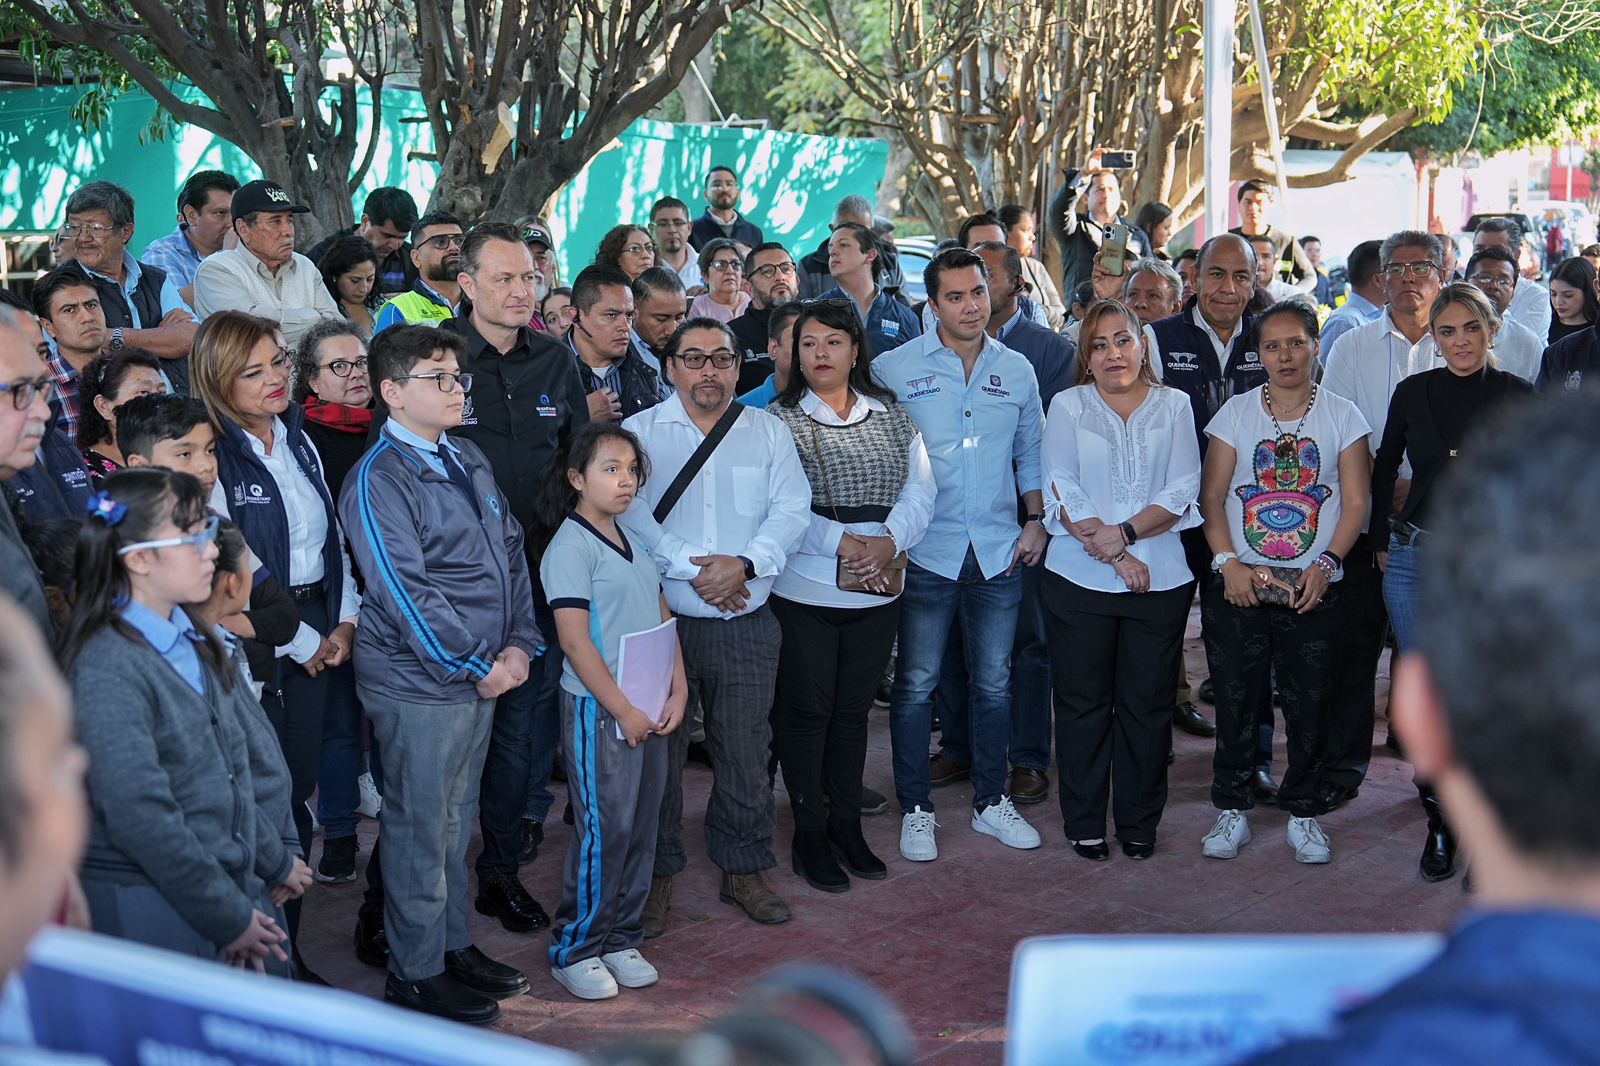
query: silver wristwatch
[
  {"left": 108, "top": 326, "right": 125, "bottom": 351},
  {"left": 1210, "top": 551, "right": 1237, "bottom": 572}
]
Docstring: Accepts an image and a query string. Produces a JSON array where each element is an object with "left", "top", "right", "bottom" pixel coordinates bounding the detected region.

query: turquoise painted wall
[{"left": 0, "top": 84, "right": 887, "bottom": 278}]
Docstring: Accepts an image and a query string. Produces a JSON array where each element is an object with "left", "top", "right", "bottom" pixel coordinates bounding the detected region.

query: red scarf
[{"left": 302, "top": 396, "right": 374, "bottom": 435}]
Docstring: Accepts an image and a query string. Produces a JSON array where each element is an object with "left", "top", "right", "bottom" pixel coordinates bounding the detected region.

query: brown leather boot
[
  {"left": 641, "top": 876, "right": 672, "bottom": 938},
  {"left": 718, "top": 871, "right": 791, "bottom": 925}
]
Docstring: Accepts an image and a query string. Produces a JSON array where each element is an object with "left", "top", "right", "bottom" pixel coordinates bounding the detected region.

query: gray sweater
[{"left": 70, "top": 625, "right": 298, "bottom": 948}]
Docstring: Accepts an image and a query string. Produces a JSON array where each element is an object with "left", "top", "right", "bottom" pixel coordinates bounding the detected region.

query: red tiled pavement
[{"left": 296, "top": 616, "right": 1465, "bottom": 1063}]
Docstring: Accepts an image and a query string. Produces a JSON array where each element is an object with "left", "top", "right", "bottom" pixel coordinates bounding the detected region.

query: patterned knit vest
[{"left": 771, "top": 398, "right": 918, "bottom": 521}]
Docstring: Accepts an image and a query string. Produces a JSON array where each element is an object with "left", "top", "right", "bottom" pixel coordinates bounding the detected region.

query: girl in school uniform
[
  {"left": 538, "top": 423, "right": 687, "bottom": 1001},
  {"left": 57, "top": 469, "right": 311, "bottom": 972}
]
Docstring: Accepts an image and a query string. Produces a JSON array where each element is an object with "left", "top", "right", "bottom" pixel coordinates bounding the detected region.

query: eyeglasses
[
  {"left": 651, "top": 218, "right": 689, "bottom": 230},
  {"left": 399, "top": 371, "right": 473, "bottom": 393},
  {"left": 708, "top": 260, "right": 743, "bottom": 273},
  {"left": 421, "top": 233, "right": 465, "bottom": 250},
  {"left": 623, "top": 244, "right": 656, "bottom": 257},
  {"left": 58, "top": 221, "right": 124, "bottom": 240},
  {"left": 119, "top": 514, "right": 221, "bottom": 558},
  {"left": 673, "top": 348, "right": 738, "bottom": 369},
  {"left": 1468, "top": 273, "right": 1513, "bottom": 289},
  {"left": 321, "top": 357, "right": 369, "bottom": 378},
  {"left": 750, "top": 262, "right": 797, "bottom": 280},
  {"left": 0, "top": 376, "right": 54, "bottom": 410},
  {"left": 1384, "top": 262, "right": 1438, "bottom": 279}
]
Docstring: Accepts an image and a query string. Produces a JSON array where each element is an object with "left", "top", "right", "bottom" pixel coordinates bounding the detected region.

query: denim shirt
[
  {"left": 819, "top": 286, "right": 923, "bottom": 358},
  {"left": 872, "top": 329, "right": 1044, "bottom": 580},
  {"left": 120, "top": 598, "right": 205, "bottom": 696}
]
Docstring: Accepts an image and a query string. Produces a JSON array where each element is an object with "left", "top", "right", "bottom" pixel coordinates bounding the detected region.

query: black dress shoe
[
  {"left": 1172, "top": 701, "right": 1216, "bottom": 737},
  {"left": 1069, "top": 839, "right": 1111, "bottom": 861},
  {"left": 791, "top": 830, "right": 849, "bottom": 893},
  {"left": 1120, "top": 841, "right": 1155, "bottom": 860},
  {"left": 445, "top": 944, "right": 530, "bottom": 999},
  {"left": 859, "top": 786, "right": 890, "bottom": 816},
  {"left": 474, "top": 872, "right": 551, "bottom": 933},
  {"left": 1007, "top": 767, "right": 1049, "bottom": 805},
  {"left": 517, "top": 818, "right": 544, "bottom": 866},
  {"left": 385, "top": 972, "right": 500, "bottom": 1026},
  {"left": 1250, "top": 770, "right": 1279, "bottom": 802},
  {"left": 827, "top": 818, "right": 887, "bottom": 880},
  {"left": 1420, "top": 799, "right": 1457, "bottom": 882},
  {"left": 353, "top": 907, "right": 389, "bottom": 968},
  {"left": 1317, "top": 785, "right": 1360, "bottom": 811},
  {"left": 1198, "top": 677, "right": 1215, "bottom": 704}
]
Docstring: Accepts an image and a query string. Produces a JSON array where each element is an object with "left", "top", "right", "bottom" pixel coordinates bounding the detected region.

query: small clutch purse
[
  {"left": 837, "top": 553, "right": 907, "bottom": 597},
  {"left": 1251, "top": 564, "right": 1336, "bottom": 610}
]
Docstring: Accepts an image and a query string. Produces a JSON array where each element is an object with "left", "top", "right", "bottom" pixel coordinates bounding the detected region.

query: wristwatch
[
  {"left": 738, "top": 555, "right": 756, "bottom": 581},
  {"left": 1210, "top": 551, "right": 1238, "bottom": 572},
  {"left": 1026, "top": 513, "right": 1045, "bottom": 526},
  {"left": 108, "top": 326, "right": 125, "bottom": 351}
]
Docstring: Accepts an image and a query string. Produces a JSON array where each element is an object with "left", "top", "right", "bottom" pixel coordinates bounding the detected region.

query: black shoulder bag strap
[{"left": 652, "top": 401, "right": 745, "bottom": 524}]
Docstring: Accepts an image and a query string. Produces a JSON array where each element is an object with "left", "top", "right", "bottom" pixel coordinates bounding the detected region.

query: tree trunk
[
  {"left": 679, "top": 39, "right": 719, "bottom": 124},
  {"left": 877, "top": 136, "right": 915, "bottom": 218}
]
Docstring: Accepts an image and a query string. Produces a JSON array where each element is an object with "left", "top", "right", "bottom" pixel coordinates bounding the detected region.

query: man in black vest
[
  {"left": 0, "top": 299, "right": 60, "bottom": 637},
  {"left": 59, "top": 182, "right": 199, "bottom": 395}
]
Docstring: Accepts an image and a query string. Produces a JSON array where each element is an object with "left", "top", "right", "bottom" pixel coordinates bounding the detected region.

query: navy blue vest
[
  {"left": 1147, "top": 299, "right": 1268, "bottom": 452},
  {"left": 214, "top": 403, "right": 344, "bottom": 627}
]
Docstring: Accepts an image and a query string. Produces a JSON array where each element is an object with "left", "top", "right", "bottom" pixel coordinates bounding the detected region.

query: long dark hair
[
  {"left": 533, "top": 422, "right": 651, "bottom": 548},
  {"left": 776, "top": 298, "right": 898, "bottom": 408},
  {"left": 318, "top": 234, "right": 383, "bottom": 311},
  {"left": 1550, "top": 256, "right": 1600, "bottom": 325},
  {"left": 77, "top": 349, "right": 163, "bottom": 449},
  {"left": 56, "top": 468, "right": 233, "bottom": 691}
]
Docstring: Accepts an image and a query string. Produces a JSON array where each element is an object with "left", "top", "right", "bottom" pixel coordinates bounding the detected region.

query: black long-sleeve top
[{"left": 1369, "top": 365, "right": 1533, "bottom": 550}]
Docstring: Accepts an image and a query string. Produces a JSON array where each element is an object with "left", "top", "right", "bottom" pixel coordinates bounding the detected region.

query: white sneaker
[
  {"left": 1288, "top": 816, "right": 1332, "bottom": 864},
  {"left": 900, "top": 806, "right": 940, "bottom": 862},
  {"left": 551, "top": 957, "right": 619, "bottom": 1000},
  {"left": 600, "top": 948, "right": 659, "bottom": 988},
  {"left": 1202, "top": 809, "right": 1251, "bottom": 859},
  {"left": 972, "top": 797, "right": 1042, "bottom": 850},
  {"left": 357, "top": 772, "right": 383, "bottom": 819}
]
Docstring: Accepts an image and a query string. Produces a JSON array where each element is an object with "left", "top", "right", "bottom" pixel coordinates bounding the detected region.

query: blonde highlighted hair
[{"left": 188, "top": 310, "right": 282, "bottom": 428}]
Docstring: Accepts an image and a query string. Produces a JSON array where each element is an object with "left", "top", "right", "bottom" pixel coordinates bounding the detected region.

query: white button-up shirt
[
  {"left": 1494, "top": 316, "right": 1546, "bottom": 383},
  {"left": 1042, "top": 384, "right": 1202, "bottom": 594},
  {"left": 193, "top": 244, "right": 341, "bottom": 348},
  {"left": 772, "top": 391, "right": 936, "bottom": 608},
  {"left": 623, "top": 395, "right": 811, "bottom": 618},
  {"left": 1506, "top": 278, "right": 1552, "bottom": 342},
  {"left": 1321, "top": 311, "right": 1439, "bottom": 457}
]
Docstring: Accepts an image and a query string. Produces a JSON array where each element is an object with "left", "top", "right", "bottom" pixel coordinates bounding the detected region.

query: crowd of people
[{"left": 1, "top": 151, "right": 1596, "bottom": 1036}]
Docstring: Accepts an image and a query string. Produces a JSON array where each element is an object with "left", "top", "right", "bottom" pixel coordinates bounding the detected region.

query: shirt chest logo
[
  {"left": 1567, "top": 370, "right": 1584, "bottom": 392},
  {"left": 460, "top": 395, "right": 478, "bottom": 426},
  {"left": 1166, "top": 351, "right": 1200, "bottom": 370},
  {"left": 536, "top": 392, "right": 559, "bottom": 418},
  {"left": 904, "top": 374, "right": 940, "bottom": 399},
  {"left": 980, "top": 374, "right": 1011, "bottom": 398},
  {"left": 1242, "top": 349, "right": 1262, "bottom": 366},
  {"left": 881, "top": 319, "right": 901, "bottom": 338},
  {"left": 234, "top": 483, "right": 271, "bottom": 506}
]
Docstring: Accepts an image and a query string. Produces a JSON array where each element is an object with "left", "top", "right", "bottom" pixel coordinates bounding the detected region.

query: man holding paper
[{"left": 623, "top": 317, "right": 811, "bottom": 933}]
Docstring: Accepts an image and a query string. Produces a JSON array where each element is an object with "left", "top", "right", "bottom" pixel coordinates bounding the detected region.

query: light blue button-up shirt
[
  {"left": 80, "top": 251, "right": 198, "bottom": 324},
  {"left": 872, "top": 328, "right": 1044, "bottom": 580},
  {"left": 384, "top": 419, "right": 462, "bottom": 478},
  {"left": 1319, "top": 290, "right": 1383, "bottom": 361},
  {"left": 120, "top": 598, "right": 205, "bottom": 697}
]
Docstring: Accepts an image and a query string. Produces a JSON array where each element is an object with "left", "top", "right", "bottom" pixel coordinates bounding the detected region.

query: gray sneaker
[
  {"left": 1288, "top": 816, "right": 1332, "bottom": 864},
  {"left": 1202, "top": 809, "right": 1251, "bottom": 859}
]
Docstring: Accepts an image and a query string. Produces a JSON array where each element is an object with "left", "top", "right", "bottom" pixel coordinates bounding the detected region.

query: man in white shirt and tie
[{"left": 623, "top": 317, "right": 810, "bottom": 934}]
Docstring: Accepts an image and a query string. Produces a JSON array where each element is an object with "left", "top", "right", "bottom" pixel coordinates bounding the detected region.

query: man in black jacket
[
  {"left": 729, "top": 243, "right": 798, "bottom": 393},
  {"left": 798, "top": 195, "right": 906, "bottom": 299},
  {"left": 568, "top": 265, "right": 664, "bottom": 421},
  {"left": 1047, "top": 149, "right": 1151, "bottom": 304},
  {"left": 690, "top": 165, "right": 764, "bottom": 250}
]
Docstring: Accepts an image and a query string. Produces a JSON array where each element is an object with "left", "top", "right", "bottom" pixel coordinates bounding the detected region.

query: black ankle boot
[
  {"left": 791, "top": 830, "right": 849, "bottom": 893},
  {"left": 827, "top": 817, "right": 887, "bottom": 880},
  {"left": 1420, "top": 794, "right": 1457, "bottom": 882}
]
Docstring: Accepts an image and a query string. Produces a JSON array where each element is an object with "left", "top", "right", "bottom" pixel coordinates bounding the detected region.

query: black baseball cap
[
  {"left": 520, "top": 224, "right": 554, "bottom": 250},
  {"left": 231, "top": 179, "right": 311, "bottom": 217}
]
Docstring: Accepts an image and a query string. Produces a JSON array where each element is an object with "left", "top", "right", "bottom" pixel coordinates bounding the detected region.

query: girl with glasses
[{"left": 59, "top": 469, "right": 310, "bottom": 973}]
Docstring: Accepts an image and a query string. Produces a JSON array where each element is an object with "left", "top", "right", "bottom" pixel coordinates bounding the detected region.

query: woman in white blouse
[
  {"left": 1041, "top": 299, "right": 1201, "bottom": 862},
  {"left": 768, "top": 299, "right": 934, "bottom": 893}
]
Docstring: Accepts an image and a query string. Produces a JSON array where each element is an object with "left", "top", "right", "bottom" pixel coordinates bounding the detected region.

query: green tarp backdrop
[{"left": 0, "top": 84, "right": 888, "bottom": 279}]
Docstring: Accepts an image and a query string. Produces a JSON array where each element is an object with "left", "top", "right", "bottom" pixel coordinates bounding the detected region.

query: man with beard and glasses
[
  {"left": 729, "top": 243, "right": 799, "bottom": 394},
  {"left": 649, "top": 197, "right": 704, "bottom": 293},
  {"left": 374, "top": 213, "right": 465, "bottom": 335},
  {"left": 690, "top": 166, "right": 764, "bottom": 250}
]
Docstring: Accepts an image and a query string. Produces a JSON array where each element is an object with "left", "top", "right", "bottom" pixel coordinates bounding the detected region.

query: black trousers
[
  {"left": 262, "top": 591, "right": 353, "bottom": 941},
  {"left": 1044, "top": 574, "right": 1190, "bottom": 843},
  {"left": 1202, "top": 577, "right": 1345, "bottom": 819},
  {"left": 770, "top": 595, "right": 900, "bottom": 833},
  {"left": 1321, "top": 544, "right": 1386, "bottom": 795}
]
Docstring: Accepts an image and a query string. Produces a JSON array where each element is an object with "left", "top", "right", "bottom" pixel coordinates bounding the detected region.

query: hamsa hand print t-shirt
[{"left": 1204, "top": 384, "right": 1371, "bottom": 576}]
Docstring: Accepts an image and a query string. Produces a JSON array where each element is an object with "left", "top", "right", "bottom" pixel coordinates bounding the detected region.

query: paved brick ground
[{"left": 297, "top": 616, "right": 1465, "bottom": 1063}]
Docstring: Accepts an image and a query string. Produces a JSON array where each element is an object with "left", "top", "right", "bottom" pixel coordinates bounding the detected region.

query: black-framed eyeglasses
[
  {"left": 750, "top": 262, "right": 797, "bottom": 280},
  {"left": 421, "top": 233, "right": 465, "bottom": 251},
  {"left": 673, "top": 348, "right": 738, "bottom": 369},
  {"left": 399, "top": 371, "right": 473, "bottom": 393},
  {"left": 1384, "top": 262, "right": 1438, "bottom": 279},
  {"left": 320, "top": 357, "right": 369, "bottom": 378},
  {"left": 708, "top": 259, "right": 743, "bottom": 273},
  {"left": 0, "top": 376, "right": 54, "bottom": 411}
]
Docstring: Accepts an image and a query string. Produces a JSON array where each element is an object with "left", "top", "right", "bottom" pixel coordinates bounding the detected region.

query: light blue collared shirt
[
  {"left": 140, "top": 226, "right": 206, "bottom": 291},
  {"left": 120, "top": 598, "right": 205, "bottom": 696},
  {"left": 737, "top": 374, "right": 779, "bottom": 410},
  {"left": 383, "top": 419, "right": 461, "bottom": 478},
  {"left": 1319, "top": 291, "right": 1383, "bottom": 361},
  {"left": 871, "top": 328, "right": 1045, "bottom": 580},
  {"left": 80, "top": 251, "right": 198, "bottom": 325}
]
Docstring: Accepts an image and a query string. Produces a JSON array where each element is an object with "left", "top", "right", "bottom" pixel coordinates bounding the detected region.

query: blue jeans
[
  {"left": 1383, "top": 534, "right": 1422, "bottom": 653},
  {"left": 933, "top": 562, "right": 1052, "bottom": 772},
  {"left": 523, "top": 606, "right": 563, "bottom": 824},
  {"left": 890, "top": 548, "right": 1023, "bottom": 812}
]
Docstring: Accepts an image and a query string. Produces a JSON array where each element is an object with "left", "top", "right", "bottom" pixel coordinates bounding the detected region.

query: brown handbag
[
  {"left": 1250, "top": 564, "right": 1336, "bottom": 610},
  {"left": 807, "top": 421, "right": 907, "bottom": 597}
]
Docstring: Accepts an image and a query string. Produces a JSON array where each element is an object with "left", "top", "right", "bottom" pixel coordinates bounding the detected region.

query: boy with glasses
[{"left": 340, "top": 324, "right": 540, "bottom": 1025}]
